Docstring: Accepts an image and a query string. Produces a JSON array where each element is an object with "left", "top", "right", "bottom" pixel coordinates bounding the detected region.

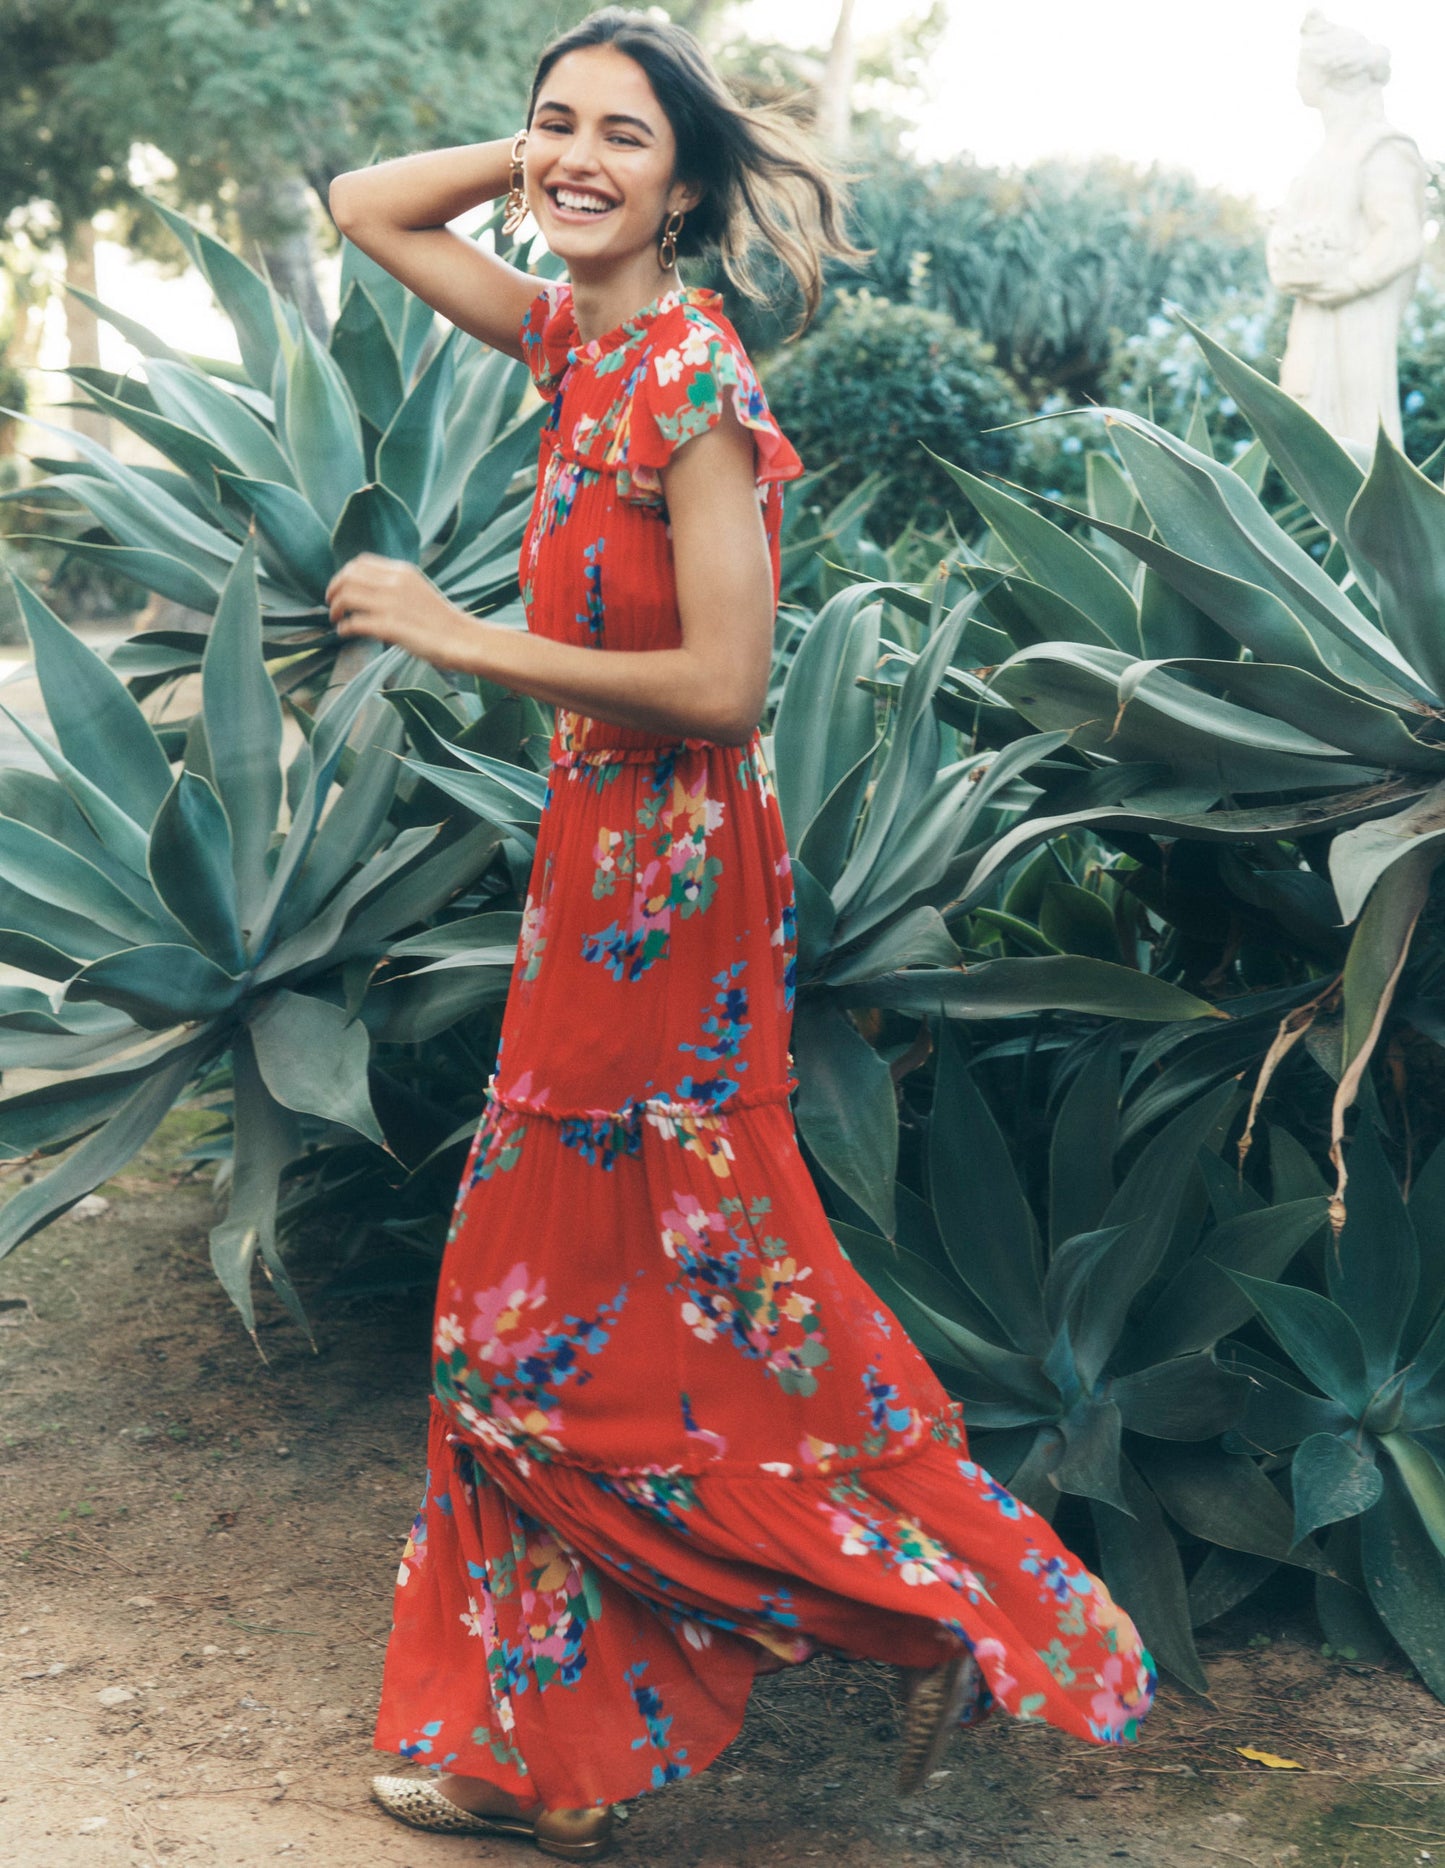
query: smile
[{"left": 548, "top": 186, "right": 619, "bottom": 219}]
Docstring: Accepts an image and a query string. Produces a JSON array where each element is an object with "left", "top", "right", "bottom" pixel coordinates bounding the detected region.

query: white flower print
[
  {"left": 654, "top": 348, "right": 684, "bottom": 386},
  {"left": 435, "top": 1312, "right": 465, "bottom": 1355},
  {"left": 460, "top": 1595, "right": 486, "bottom": 1637}
]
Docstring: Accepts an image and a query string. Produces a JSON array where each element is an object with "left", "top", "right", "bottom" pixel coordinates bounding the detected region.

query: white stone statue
[{"left": 1266, "top": 10, "right": 1427, "bottom": 453}]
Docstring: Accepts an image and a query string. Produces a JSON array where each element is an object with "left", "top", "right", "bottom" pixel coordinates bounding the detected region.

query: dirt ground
[{"left": 4, "top": 1118, "right": 1445, "bottom": 1868}]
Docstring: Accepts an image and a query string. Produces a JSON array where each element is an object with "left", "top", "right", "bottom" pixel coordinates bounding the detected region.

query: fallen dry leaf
[{"left": 1236, "top": 1746, "right": 1305, "bottom": 1770}]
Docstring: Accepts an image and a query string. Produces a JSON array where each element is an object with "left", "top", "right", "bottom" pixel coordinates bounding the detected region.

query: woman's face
[{"left": 525, "top": 46, "right": 699, "bottom": 275}]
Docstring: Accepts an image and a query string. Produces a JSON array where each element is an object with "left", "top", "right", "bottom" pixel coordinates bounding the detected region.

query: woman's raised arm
[{"left": 329, "top": 140, "right": 540, "bottom": 358}]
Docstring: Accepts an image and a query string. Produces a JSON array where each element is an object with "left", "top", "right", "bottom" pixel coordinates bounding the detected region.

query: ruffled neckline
[{"left": 568, "top": 285, "right": 723, "bottom": 365}]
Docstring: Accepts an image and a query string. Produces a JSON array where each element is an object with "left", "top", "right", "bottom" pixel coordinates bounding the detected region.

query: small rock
[
  {"left": 97, "top": 1686, "right": 137, "bottom": 1709},
  {"left": 200, "top": 1645, "right": 222, "bottom": 1657},
  {"left": 233, "top": 1646, "right": 254, "bottom": 1658},
  {"left": 70, "top": 1195, "right": 111, "bottom": 1221},
  {"left": 274, "top": 1445, "right": 291, "bottom": 1458},
  {"left": 274, "top": 1771, "right": 293, "bottom": 1786},
  {"left": 125, "top": 1596, "right": 156, "bottom": 1610},
  {"left": 76, "top": 1816, "right": 108, "bottom": 1833}
]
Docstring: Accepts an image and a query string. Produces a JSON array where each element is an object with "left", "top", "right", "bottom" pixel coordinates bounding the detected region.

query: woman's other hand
[{"left": 326, "top": 554, "right": 473, "bottom": 667}]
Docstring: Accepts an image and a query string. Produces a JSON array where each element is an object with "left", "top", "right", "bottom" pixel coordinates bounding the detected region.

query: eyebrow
[{"left": 534, "top": 100, "right": 657, "bottom": 137}]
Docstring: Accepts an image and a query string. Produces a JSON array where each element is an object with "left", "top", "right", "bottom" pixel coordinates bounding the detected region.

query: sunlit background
[{"left": 49, "top": 0, "right": 1445, "bottom": 378}]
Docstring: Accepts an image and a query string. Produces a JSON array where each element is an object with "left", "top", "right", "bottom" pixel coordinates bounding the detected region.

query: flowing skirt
[{"left": 373, "top": 720, "right": 1156, "bottom": 1809}]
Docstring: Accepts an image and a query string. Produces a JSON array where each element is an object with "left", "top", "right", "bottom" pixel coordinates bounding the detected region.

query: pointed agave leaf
[
  {"left": 1133, "top": 1196, "right": 1330, "bottom": 1364},
  {"left": 427, "top": 408, "right": 546, "bottom": 578},
  {"left": 148, "top": 773, "right": 246, "bottom": 972},
  {"left": 929, "top": 1027, "right": 1045, "bottom": 1349},
  {"left": 258, "top": 824, "right": 440, "bottom": 982},
  {"left": 792, "top": 1000, "right": 897, "bottom": 1236},
  {"left": 1360, "top": 1459, "right": 1445, "bottom": 1695},
  {"left": 216, "top": 473, "right": 335, "bottom": 600},
  {"left": 13, "top": 410, "right": 240, "bottom": 578},
  {"left": 23, "top": 534, "right": 223, "bottom": 612},
  {"left": 931, "top": 453, "right": 1141, "bottom": 652},
  {"left": 147, "top": 197, "right": 297, "bottom": 395},
  {"left": 64, "top": 944, "right": 244, "bottom": 1028},
  {"left": 1053, "top": 1397, "right": 1130, "bottom": 1513},
  {"left": 1329, "top": 777, "right": 1445, "bottom": 926},
  {"left": 823, "top": 907, "right": 960, "bottom": 986},
  {"left": 10, "top": 575, "right": 174, "bottom": 824},
  {"left": 0, "top": 812, "right": 171, "bottom": 946},
  {"left": 248, "top": 989, "right": 384, "bottom": 1145},
  {"left": 61, "top": 281, "right": 188, "bottom": 368},
  {"left": 281, "top": 320, "right": 367, "bottom": 530},
  {"left": 795, "top": 737, "right": 880, "bottom": 891},
  {"left": 1064, "top": 1081, "right": 1239, "bottom": 1383},
  {"left": 771, "top": 587, "right": 882, "bottom": 845},
  {"left": 332, "top": 482, "right": 423, "bottom": 565},
  {"left": 1109, "top": 1352, "right": 1248, "bottom": 1440},
  {"left": 274, "top": 706, "right": 405, "bottom": 938},
  {"left": 1328, "top": 1123, "right": 1419, "bottom": 1388},
  {"left": 1344, "top": 431, "right": 1445, "bottom": 700},
  {"left": 258, "top": 646, "right": 406, "bottom": 933},
  {"left": 833, "top": 605, "right": 968, "bottom": 913},
  {"left": 1090, "top": 1453, "right": 1205, "bottom": 1690},
  {"left": 1291, "top": 1431, "right": 1383, "bottom": 1542},
  {"left": 1227, "top": 1272, "right": 1371, "bottom": 1415},
  {"left": 1379, "top": 1431, "right": 1445, "bottom": 1563},
  {"left": 853, "top": 956, "right": 1222, "bottom": 1024},
  {"left": 201, "top": 541, "right": 285, "bottom": 930},
  {"left": 0, "top": 702, "right": 149, "bottom": 876},
  {"left": 990, "top": 642, "right": 1376, "bottom": 798},
  {"left": 376, "top": 324, "right": 459, "bottom": 519},
  {"left": 1104, "top": 412, "right": 1426, "bottom": 700},
  {"left": 1049, "top": 1032, "right": 1121, "bottom": 1249},
  {"left": 144, "top": 358, "right": 297, "bottom": 488},
  {"left": 1179, "top": 316, "right": 1368, "bottom": 571},
  {"left": 329, "top": 280, "right": 405, "bottom": 432},
  {"left": 208, "top": 1032, "right": 308, "bottom": 1338},
  {"left": 398, "top": 752, "right": 547, "bottom": 831},
  {"left": 1133, "top": 1440, "right": 1331, "bottom": 1572},
  {"left": 420, "top": 348, "right": 532, "bottom": 538},
  {"left": 0, "top": 1043, "right": 205, "bottom": 1259}
]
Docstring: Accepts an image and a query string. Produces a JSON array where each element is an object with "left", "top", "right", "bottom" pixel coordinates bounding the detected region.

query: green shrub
[{"left": 763, "top": 290, "right": 1028, "bottom": 538}]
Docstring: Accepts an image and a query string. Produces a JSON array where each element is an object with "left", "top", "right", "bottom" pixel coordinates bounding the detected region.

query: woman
[{"left": 327, "top": 10, "right": 1156, "bottom": 1860}]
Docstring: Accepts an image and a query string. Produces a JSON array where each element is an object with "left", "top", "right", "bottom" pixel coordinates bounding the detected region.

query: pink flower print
[
  {"left": 660, "top": 1192, "right": 726, "bottom": 1262},
  {"left": 435, "top": 1312, "right": 465, "bottom": 1355},
  {"left": 468, "top": 1262, "right": 548, "bottom": 1365}
]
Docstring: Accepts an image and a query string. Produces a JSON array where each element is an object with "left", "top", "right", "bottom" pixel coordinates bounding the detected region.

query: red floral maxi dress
[{"left": 373, "top": 282, "right": 1157, "bottom": 1810}]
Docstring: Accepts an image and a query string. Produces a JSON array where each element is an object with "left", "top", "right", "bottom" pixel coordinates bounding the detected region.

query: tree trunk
[
  {"left": 235, "top": 174, "right": 329, "bottom": 341},
  {"left": 819, "top": 0, "right": 858, "bottom": 156},
  {"left": 63, "top": 218, "right": 112, "bottom": 451}
]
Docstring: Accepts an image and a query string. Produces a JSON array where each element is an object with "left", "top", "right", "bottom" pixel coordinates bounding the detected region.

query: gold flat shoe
[
  {"left": 896, "top": 1650, "right": 980, "bottom": 1795},
  {"left": 370, "top": 1774, "right": 614, "bottom": 1859}
]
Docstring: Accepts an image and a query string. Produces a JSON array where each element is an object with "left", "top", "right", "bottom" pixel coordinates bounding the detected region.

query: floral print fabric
[{"left": 373, "top": 283, "right": 1156, "bottom": 1809}]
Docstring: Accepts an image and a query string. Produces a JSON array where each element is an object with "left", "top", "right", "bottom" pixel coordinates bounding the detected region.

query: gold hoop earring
[
  {"left": 659, "top": 209, "right": 685, "bottom": 271},
  {"left": 501, "top": 130, "right": 529, "bottom": 237}
]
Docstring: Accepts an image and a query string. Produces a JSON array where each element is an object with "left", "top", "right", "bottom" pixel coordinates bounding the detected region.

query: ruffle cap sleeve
[
  {"left": 622, "top": 296, "right": 802, "bottom": 505},
  {"left": 518, "top": 279, "right": 577, "bottom": 399}
]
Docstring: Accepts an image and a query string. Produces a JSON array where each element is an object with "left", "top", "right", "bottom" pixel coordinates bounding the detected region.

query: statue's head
[{"left": 1297, "top": 10, "right": 1391, "bottom": 106}]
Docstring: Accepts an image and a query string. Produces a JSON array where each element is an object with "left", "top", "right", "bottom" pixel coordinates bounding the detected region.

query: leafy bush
[{"left": 763, "top": 290, "right": 1028, "bottom": 537}]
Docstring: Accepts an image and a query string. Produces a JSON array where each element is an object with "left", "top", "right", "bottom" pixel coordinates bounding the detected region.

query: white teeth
[{"left": 554, "top": 188, "right": 614, "bottom": 214}]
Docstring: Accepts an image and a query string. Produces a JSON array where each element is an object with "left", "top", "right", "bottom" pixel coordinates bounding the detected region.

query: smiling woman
[{"left": 326, "top": 8, "right": 1155, "bottom": 1859}]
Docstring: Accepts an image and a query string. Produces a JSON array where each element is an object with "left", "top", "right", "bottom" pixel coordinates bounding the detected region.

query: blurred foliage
[{"left": 763, "top": 290, "right": 1028, "bottom": 537}]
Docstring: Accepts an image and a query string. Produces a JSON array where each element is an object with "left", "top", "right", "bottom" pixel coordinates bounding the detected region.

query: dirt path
[{"left": 3, "top": 1117, "right": 1444, "bottom": 1868}]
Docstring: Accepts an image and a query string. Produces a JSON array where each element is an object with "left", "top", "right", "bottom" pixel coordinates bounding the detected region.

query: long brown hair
[{"left": 528, "top": 7, "right": 866, "bottom": 333}]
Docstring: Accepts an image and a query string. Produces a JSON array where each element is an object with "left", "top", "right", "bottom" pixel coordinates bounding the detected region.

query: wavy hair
[{"left": 527, "top": 7, "right": 866, "bottom": 333}]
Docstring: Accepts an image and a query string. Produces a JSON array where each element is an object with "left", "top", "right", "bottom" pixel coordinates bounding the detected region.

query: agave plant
[
  {"left": 840, "top": 1025, "right": 1334, "bottom": 1689},
  {"left": 918, "top": 321, "right": 1445, "bottom": 1215},
  {"left": 2, "top": 198, "right": 542, "bottom": 682},
  {"left": 391, "top": 579, "right": 1224, "bottom": 1241},
  {"left": 1222, "top": 1121, "right": 1445, "bottom": 1695},
  {"left": 0, "top": 542, "right": 515, "bottom": 1339}
]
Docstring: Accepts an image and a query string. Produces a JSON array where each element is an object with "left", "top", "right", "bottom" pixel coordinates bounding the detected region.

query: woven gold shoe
[
  {"left": 369, "top": 1774, "right": 615, "bottom": 1860},
  {"left": 895, "top": 1651, "right": 980, "bottom": 1795}
]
